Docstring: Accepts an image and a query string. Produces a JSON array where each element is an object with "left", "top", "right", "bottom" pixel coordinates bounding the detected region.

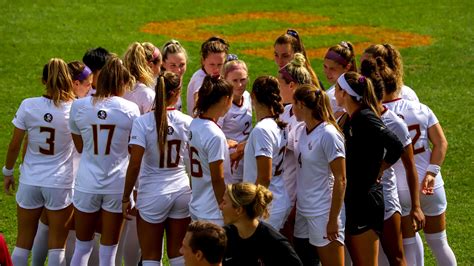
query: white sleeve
[
  {"left": 129, "top": 118, "right": 146, "bottom": 148},
  {"left": 12, "top": 100, "right": 27, "bottom": 130},
  {"left": 425, "top": 105, "right": 439, "bottom": 128},
  {"left": 69, "top": 102, "right": 80, "bottom": 135},
  {"left": 251, "top": 127, "right": 273, "bottom": 158},
  {"left": 322, "top": 130, "right": 345, "bottom": 162},
  {"left": 207, "top": 134, "right": 227, "bottom": 163}
]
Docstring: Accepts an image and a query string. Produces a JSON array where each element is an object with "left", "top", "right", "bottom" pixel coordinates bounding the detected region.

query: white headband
[{"left": 337, "top": 73, "right": 362, "bottom": 101}]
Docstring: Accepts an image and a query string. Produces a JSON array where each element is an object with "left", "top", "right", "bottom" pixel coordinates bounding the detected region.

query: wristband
[
  {"left": 426, "top": 164, "right": 441, "bottom": 176},
  {"left": 2, "top": 166, "right": 14, "bottom": 176}
]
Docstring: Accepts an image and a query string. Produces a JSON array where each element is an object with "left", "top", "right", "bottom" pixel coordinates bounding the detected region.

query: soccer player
[
  {"left": 4, "top": 58, "right": 76, "bottom": 266},
  {"left": 69, "top": 56, "right": 140, "bottom": 265},
  {"left": 187, "top": 36, "right": 229, "bottom": 116},
  {"left": 292, "top": 84, "right": 346, "bottom": 265},
  {"left": 243, "top": 76, "right": 290, "bottom": 231},
  {"left": 274, "top": 29, "right": 322, "bottom": 89},
  {"left": 122, "top": 71, "right": 192, "bottom": 266},
  {"left": 219, "top": 55, "right": 252, "bottom": 183},
  {"left": 123, "top": 42, "right": 157, "bottom": 115},
  {"left": 381, "top": 61, "right": 457, "bottom": 266},
  {"left": 322, "top": 41, "right": 357, "bottom": 119},
  {"left": 335, "top": 71, "right": 404, "bottom": 266},
  {"left": 161, "top": 39, "right": 188, "bottom": 111},
  {"left": 188, "top": 75, "right": 233, "bottom": 225}
]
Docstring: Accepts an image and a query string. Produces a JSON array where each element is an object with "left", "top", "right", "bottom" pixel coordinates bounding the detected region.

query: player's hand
[
  {"left": 227, "top": 139, "right": 238, "bottom": 149},
  {"left": 421, "top": 173, "right": 435, "bottom": 195},
  {"left": 230, "top": 151, "right": 243, "bottom": 170},
  {"left": 325, "top": 218, "right": 339, "bottom": 242},
  {"left": 4, "top": 175, "right": 15, "bottom": 196},
  {"left": 410, "top": 206, "right": 425, "bottom": 231},
  {"left": 122, "top": 200, "right": 133, "bottom": 220}
]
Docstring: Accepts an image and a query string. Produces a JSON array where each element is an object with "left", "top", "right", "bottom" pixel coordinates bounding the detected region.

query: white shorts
[
  {"left": 73, "top": 191, "right": 122, "bottom": 213},
  {"left": 398, "top": 186, "right": 447, "bottom": 217},
  {"left": 294, "top": 211, "right": 345, "bottom": 247},
  {"left": 384, "top": 189, "right": 402, "bottom": 221},
  {"left": 137, "top": 187, "right": 191, "bottom": 224},
  {"left": 16, "top": 183, "right": 72, "bottom": 210},
  {"left": 267, "top": 206, "right": 292, "bottom": 230}
]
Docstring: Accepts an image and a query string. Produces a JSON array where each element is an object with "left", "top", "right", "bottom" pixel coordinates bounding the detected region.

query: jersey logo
[
  {"left": 44, "top": 113, "right": 53, "bottom": 123},
  {"left": 188, "top": 131, "right": 193, "bottom": 140},
  {"left": 97, "top": 110, "right": 107, "bottom": 120},
  {"left": 167, "top": 126, "right": 174, "bottom": 135},
  {"left": 259, "top": 147, "right": 269, "bottom": 153},
  {"left": 397, "top": 113, "right": 405, "bottom": 120},
  {"left": 308, "top": 142, "right": 313, "bottom": 150}
]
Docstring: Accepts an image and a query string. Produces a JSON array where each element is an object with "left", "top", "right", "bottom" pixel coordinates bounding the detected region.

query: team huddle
[{"left": 2, "top": 29, "right": 457, "bottom": 266}]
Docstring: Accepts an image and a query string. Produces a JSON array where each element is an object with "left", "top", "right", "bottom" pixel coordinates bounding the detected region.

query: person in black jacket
[
  {"left": 335, "top": 71, "right": 403, "bottom": 266},
  {"left": 219, "top": 182, "right": 303, "bottom": 266}
]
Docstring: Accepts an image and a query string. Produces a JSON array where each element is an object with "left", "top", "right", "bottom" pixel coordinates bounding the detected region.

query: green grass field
[{"left": 0, "top": 0, "right": 472, "bottom": 264}]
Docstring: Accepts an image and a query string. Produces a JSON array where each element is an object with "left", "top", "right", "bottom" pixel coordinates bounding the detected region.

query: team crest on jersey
[
  {"left": 97, "top": 110, "right": 107, "bottom": 120},
  {"left": 188, "top": 131, "right": 192, "bottom": 140},
  {"left": 167, "top": 126, "right": 174, "bottom": 135},
  {"left": 44, "top": 113, "right": 53, "bottom": 123},
  {"left": 308, "top": 142, "right": 313, "bottom": 150}
]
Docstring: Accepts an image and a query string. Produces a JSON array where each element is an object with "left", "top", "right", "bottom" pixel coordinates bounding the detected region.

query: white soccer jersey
[
  {"left": 69, "top": 96, "right": 140, "bottom": 194},
  {"left": 129, "top": 109, "right": 192, "bottom": 198},
  {"left": 188, "top": 117, "right": 230, "bottom": 220},
  {"left": 186, "top": 69, "right": 206, "bottom": 115},
  {"left": 400, "top": 85, "right": 419, "bottom": 102},
  {"left": 280, "top": 104, "right": 303, "bottom": 204},
  {"left": 381, "top": 108, "right": 412, "bottom": 208},
  {"left": 294, "top": 122, "right": 345, "bottom": 216},
  {"left": 384, "top": 98, "right": 444, "bottom": 190},
  {"left": 123, "top": 82, "right": 155, "bottom": 115},
  {"left": 217, "top": 91, "right": 253, "bottom": 181},
  {"left": 243, "top": 118, "right": 290, "bottom": 213},
  {"left": 13, "top": 96, "right": 74, "bottom": 188},
  {"left": 326, "top": 85, "right": 345, "bottom": 115}
]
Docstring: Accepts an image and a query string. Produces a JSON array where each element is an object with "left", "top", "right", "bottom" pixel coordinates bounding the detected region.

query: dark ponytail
[
  {"left": 252, "top": 76, "right": 287, "bottom": 129},
  {"left": 193, "top": 75, "right": 233, "bottom": 116}
]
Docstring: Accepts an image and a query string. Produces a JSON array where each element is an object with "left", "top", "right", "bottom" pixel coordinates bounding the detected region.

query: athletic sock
[
  {"left": 169, "top": 256, "right": 185, "bottom": 266},
  {"left": 414, "top": 233, "right": 425, "bottom": 265},
  {"left": 142, "top": 260, "right": 161, "bottom": 266},
  {"left": 425, "top": 230, "right": 457, "bottom": 265},
  {"left": 31, "top": 221, "right": 49, "bottom": 266},
  {"left": 70, "top": 239, "right": 94, "bottom": 266},
  {"left": 48, "top": 248, "right": 66, "bottom": 266},
  {"left": 11, "top": 247, "right": 30, "bottom": 266},
  {"left": 403, "top": 233, "right": 424, "bottom": 266},
  {"left": 99, "top": 244, "right": 118, "bottom": 266}
]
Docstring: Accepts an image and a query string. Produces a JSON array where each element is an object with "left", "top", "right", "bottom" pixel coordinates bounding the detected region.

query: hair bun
[{"left": 291, "top": 53, "right": 306, "bottom": 67}]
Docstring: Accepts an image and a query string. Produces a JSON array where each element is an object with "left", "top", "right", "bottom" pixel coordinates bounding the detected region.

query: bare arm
[
  {"left": 209, "top": 160, "right": 226, "bottom": 205},
  {"left": 327, "top": 157, "right": 346, "bottom": 241},
  {"left": 256, "top": 156, "right": 272, "bottom": 188},
  {"left": 4, "top": 127, "right": 25, "bottom": 195},
  {"left": 122, "top": 144, "right": 145, "bottom": 219},
  {"left": 400, "top": 144, "right": 425, "bottom": 230},
  {"left": 71, "top": 133, "right": 83, "bottom": 153},
  {"left": 422, "top": 123, "right": 448, "bottom": 193}
]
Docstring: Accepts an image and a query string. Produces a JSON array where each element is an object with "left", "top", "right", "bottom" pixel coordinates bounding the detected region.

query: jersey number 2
[{"left": 408, "top": 124, "right": 426, "bottom": 155}]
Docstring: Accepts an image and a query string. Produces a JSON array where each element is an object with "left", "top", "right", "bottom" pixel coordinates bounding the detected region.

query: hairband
[
  {"left": 227, "top": 185, "right": 241, "bottom": 207},
  {"left": 208, "top": 36, "right": 228, "bottom": 46},
  {"left": 151, "top": 47, "right": 160, "bottom": 61},
  {"left": 224, "top": 63, "right": 246, "bottom": 77},
  {"left": 325, "top": 50, "right": 349, "bottom": 66},
  {"left": 337, "top": 73, "right": 362, "bottom": 101},
  {"left": 279, "top": 64, "right": 297, "bottom": 83},
  {"left": 74, "top": 65, "right": 92, "bottom": 81},
  {"left": 286, "top": 29, "right": 299, "bottom": 38},
  {"left": 358, "top": 75, "right": 366, "bottom": 84},
  {"left": 164, "top": 39, "right": 180, "bottom": 48},
  {"left": 226, "top": 54, "right": 238, "bottom": 62}
]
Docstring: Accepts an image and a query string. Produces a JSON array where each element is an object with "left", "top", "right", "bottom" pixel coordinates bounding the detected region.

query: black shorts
[{"left": 345, "top": 183, "right": 384, "bottom": 236}]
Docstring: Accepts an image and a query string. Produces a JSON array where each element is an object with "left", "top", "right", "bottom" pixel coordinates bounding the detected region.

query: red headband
[{"left": 325, "top": 50, "right": 348, "bottom": 66}]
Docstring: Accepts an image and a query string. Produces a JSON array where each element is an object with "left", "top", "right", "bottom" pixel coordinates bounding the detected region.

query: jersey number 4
[{"left": 92, "top": 124, "right": 116, "bottom": 155}]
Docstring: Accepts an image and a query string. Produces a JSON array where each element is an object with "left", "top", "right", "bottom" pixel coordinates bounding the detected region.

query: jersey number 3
[{"left": 39, "top": 127, "right": 55, "bottom": 155}]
